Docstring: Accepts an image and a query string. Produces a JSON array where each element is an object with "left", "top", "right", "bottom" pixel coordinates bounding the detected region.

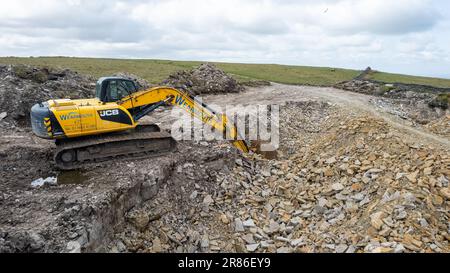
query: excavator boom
[{"left": 119, "top": 86, "right": 249, "bottom": 153}]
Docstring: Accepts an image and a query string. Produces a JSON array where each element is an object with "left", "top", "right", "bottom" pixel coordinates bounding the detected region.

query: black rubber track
[{"left": 54, "top": 125, "right": 176, "bottom": 170}]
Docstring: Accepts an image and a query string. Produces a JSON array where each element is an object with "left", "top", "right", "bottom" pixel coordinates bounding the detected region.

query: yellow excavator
[{"left": 30, "top": 77, "right": 248, "bottom": 169}]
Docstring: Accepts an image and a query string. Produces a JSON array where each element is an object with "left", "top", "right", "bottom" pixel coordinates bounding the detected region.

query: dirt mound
[
  {"left": 336, "top": 80, "right": 384, "bottom": 96},
  {"left": 0, "top": 64, "right": 95, "bottom": 126},
  {"left": 161, "top": 63, "right": 244, "bottom": 96}
]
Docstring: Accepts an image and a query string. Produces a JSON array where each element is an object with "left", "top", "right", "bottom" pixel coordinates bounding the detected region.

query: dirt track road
[{"left": 199, "top": 83, "right": 450, "bottom": 150}]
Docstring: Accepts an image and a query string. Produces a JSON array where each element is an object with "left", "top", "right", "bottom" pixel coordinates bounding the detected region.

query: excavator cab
[{"left": 95, "top": 77, "right": 138, "bottom": 103}]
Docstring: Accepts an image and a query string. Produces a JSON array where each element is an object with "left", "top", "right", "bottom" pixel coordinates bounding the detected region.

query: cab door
[{"left": 97, "top": 79, "right": 135, "bottom": 131}]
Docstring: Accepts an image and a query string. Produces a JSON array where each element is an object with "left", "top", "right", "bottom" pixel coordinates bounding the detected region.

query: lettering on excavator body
[
  {"left": 175, "top": 95, "right": 213, "bottom": 123},
  {"left": 60, "top": 112, "right": 93, "bottom": 120},
  {"left": 99, "top": 109, "right": 119, "bottom": 117}
]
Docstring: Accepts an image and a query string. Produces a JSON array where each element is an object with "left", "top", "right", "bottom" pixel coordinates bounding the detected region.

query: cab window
[
  {"left": 125, "top": 81, "right": 137, "bottom": 92},
  {"left": 95, "top": 82, "right": 101, "bottom": 98},
  {"left": 105, "top": 80, "right": 132, "bottom": 102}
]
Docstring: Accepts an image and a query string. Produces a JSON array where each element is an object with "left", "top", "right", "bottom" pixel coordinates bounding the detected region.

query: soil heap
[
  {"left": 0, "top": 65, "right": 95, "bottom": 126},
  {"left": 161, "top": 63, "right": 244, "bottom": 96}
]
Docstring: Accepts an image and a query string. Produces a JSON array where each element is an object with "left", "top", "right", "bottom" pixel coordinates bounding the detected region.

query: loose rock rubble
[
  {"left": 337, "top": 79, "right": 449, "bottom": 133},
  {"left": 161, "top": 63, "right": 244, "bottom": 96},
  {"left": 108, "top": 101, "right": 449, "bottom": 253},
  {"left": 226, "top": 107, "right": 449, "bottom": 253},
  {"left": 425, "top": 115, "right": 450, "bottom": 138},
  {"left": 337, "top": 79, "right": 448, "bottom": 105},
  {"left": 337, "top": 80, "right": 385, "bottom": 96},
  {"left": 0, "top": 64, "right": 95, "bottom": 126}
]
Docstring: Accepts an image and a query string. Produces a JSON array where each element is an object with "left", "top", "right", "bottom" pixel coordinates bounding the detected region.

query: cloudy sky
[{"left": 0, "top": 0, "right": 449, "bottom": 78}]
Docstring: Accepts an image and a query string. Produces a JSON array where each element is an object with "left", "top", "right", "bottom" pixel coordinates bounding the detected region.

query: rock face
[
  {"left": 0, "top": 64, "right": 95, "bottom": 126},
  {"left": 161, "top": 63, "right": 244, "bottom": 96}
]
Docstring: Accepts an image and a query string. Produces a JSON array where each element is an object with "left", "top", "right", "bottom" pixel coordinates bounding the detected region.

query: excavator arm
[{"left": 119, "top": 86, "right": 249, "bottom": 153}]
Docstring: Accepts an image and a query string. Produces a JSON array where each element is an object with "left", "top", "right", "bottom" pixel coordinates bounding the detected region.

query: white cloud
[
  {"left": 300, "top": 0, "right": 439, "bottom": 35},
  {"left": 0, "top": 0, "right": 448, "bottom": 77}
]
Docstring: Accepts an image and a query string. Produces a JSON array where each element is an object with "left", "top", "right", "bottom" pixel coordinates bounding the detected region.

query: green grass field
[
  {"left": 366, "top": 71, "right": 450, "bottom": 89},
  {"left": 1, "top": 56, "right": 450, "bottom": 88},
  {"left": 0, "top": 57, "right": 358, "bottom": 86}
]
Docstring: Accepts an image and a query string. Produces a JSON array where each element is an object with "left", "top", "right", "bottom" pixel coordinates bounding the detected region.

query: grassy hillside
[
  {"left": 367, "top": 71, "right": 450, "bottom": 89},
  {"left": 0, "top": 57, "right": 199, "bottom": 84},
  {"left": 0, "top": 56, "right": 358, "bottom": 86},
  {"left": 1, "top": 56, "right": 450, "bottom": 88}
]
